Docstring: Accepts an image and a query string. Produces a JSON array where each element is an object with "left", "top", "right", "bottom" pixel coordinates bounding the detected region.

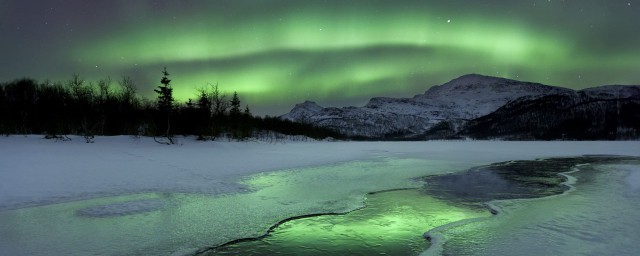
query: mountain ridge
[{"left": 281, "top": 74, "right": 640, "bottom": 140}]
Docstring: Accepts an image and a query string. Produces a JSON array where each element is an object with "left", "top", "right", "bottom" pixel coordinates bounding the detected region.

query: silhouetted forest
[{"left": 0, "top": 70, "right": 343, "bottom": 143}]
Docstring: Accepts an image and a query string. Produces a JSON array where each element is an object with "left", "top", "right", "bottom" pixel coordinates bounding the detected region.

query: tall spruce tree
[
  {"left": 196, "top": 89, "right": 213, "bottom": 140},
  {"left": 229, "top": 91, "right": 241, "bottom": 117},
  {"left": 154, "top": 67, "right": 175, "bottom": 144},
  {"left": 229, "top": 92, "right": 242, "bottom": 139},
  {"left": 243, "top": 105, "right": 251, "bottom": 117}
]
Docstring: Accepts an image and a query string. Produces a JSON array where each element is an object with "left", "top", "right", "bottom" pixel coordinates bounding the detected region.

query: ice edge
[{"left": 419, "top": 163, "right": 588, "bottom": 256}]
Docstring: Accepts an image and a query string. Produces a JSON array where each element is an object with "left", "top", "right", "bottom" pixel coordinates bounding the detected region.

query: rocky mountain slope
[
  {"left": 459, "top": 86, "right": 640, "bottom": 140},
  {"left": 281, "top": 74, "right": 640, "bottom": 140}
]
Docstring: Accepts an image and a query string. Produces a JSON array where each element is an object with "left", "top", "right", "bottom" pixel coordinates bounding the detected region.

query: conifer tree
[
  {"left": 228, "top": 91, "right": 241, "bottom": 138},
  {"left": 229, "top": 91, "right": 241, "bottom": 117},
  {"left": 196, "top": 89, "right": 213, "bottom": 140},
  {"left": 243, "top": 105, "right": 251, "bottom": 117},
  {"left": 241, "top": 104, "right": 253, "bottom": 138},
  {"left": 154, "top": 67, "right": 175, "bottom": 144}
]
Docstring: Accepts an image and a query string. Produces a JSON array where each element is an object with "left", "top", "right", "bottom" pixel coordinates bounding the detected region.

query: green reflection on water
[{"left": 209, "top": 189, "right": 489, "bottom": 256}]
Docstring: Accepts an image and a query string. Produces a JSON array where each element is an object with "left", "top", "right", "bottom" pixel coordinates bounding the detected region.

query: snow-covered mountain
[{"left": 281, "top": 74, "right": 573, "bottom": 138}]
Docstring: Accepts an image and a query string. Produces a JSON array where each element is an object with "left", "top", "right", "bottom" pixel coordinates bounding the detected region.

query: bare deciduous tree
[
  {"left": 118, "top": 76, "right": 137, "bottom": 106},
  {"left": 210, "top": 83, "right": 229, "bottom": 116}
]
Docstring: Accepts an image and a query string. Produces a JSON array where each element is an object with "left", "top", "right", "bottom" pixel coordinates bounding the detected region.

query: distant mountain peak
[
  {"left": 281, "top": 74, "right": 639, "bottom": 139},
  {"left": 299, "top": 100, "right": 322, "bottom": 107},
  {"left": 447, "top": 73, "right": 508, "bottom": 85},
  {"left": 414, "top": 74, "right": 571, "bottom": 110},
  {"left": 422, "top": 74, "right": 551, "bottom": 95},
  {"left": 280, "top": 101, "right": 324, "bottom": 121}
]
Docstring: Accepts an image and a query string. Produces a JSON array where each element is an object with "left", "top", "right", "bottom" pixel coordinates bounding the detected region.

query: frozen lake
[
  {"left": 0, "top": 136, "right": 639, "bottom": 255},
  {"left": 208, "top": 156, "right": 640, "bottom": 255}
]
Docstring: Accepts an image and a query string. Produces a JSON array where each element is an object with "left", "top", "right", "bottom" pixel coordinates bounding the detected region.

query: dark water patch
[
  {"left": 420, "top": 155, "right": 639, "bottom": 208},
  {"left": 437, "top": 159, "right": 640, "bottom": 256}
]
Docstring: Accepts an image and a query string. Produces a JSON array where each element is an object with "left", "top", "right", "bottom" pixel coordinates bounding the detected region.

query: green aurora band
[
  {"left": 77, "top": 6, "right": 570, "bottom": 105},
  {"left": 3, "top": 0, "right": 639, "bottom": 115}
]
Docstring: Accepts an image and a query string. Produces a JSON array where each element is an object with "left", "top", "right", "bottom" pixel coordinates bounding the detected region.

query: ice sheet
[
  {"left": 428, "top": 163, "right": 640, "bottom": 256},
  {"left": 0, "top": 158, "right": 454, "bottom": 255}
]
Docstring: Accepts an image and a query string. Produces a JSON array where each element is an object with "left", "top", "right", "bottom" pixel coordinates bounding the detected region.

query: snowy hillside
[
  {"left": 411, "top": 74, "right": 572, "bottom": 118},
  {"left": 282, "top": 74, "right": 640, "bottom": 139},
  {"left": 281, "top": 74, "right": 572, "bottom": 138}
]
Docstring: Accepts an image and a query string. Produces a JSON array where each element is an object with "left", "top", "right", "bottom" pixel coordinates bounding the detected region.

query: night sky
[{"left": 1, "top": 0, "right": 638, "bottom": 115}]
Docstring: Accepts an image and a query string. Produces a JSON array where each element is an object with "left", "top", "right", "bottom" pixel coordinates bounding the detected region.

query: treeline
[{"left": 0, "top": 71, "right": 343, "bottom": 143}]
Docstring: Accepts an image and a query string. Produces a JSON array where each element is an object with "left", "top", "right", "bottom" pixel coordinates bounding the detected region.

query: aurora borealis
[{"left": 2, "top": 0, "right": 638, "bottom": 115}]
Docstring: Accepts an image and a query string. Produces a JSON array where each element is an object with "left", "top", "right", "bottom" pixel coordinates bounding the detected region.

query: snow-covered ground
[{"left": 0, "top": 136, "right": 639, "bottom": 255}]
